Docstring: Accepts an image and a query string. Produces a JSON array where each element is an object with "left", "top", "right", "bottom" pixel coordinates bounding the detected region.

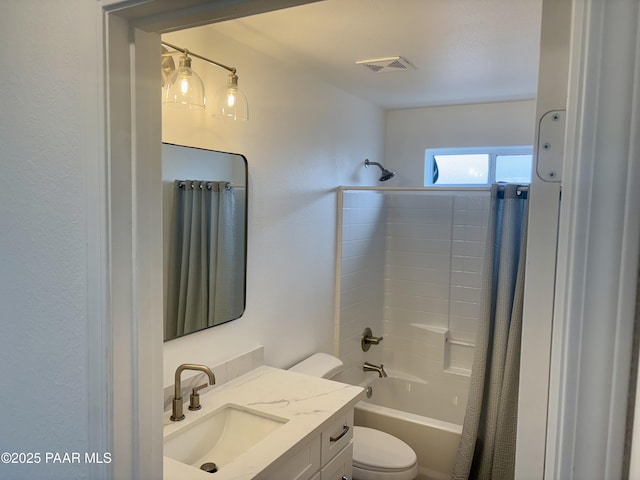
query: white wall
[
  {"left": 384, "top": 100, "right": 536, "bottom": 187},
  {"left": 0, "top": 1, "right": 101, "bottom": 479},
  {"left": 161, "top": 26, "right": 385, "bottom": 386}
]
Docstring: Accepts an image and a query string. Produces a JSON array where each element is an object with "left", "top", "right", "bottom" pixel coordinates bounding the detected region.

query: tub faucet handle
[{"left": 361, "top": 327, "right": 383, "bottom": 351}]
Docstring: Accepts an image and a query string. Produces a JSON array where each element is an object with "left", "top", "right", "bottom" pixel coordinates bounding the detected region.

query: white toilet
[{"left": 289, "top": 353, "right": 419, "bottom": 480}]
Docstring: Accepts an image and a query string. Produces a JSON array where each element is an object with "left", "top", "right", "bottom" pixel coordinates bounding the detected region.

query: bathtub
[{"left": 333, "top": 368, "right": 464, "bottom": 480}]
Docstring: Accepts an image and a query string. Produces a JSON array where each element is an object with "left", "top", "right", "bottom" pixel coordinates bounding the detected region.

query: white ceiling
[{"left": 205, "top": 0, "right": 543, "bottom": 110}]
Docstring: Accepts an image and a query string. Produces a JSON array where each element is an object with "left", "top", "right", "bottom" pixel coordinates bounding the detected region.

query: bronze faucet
[{"left": 171, "top": 363, "right": 216, "bottom": 421}]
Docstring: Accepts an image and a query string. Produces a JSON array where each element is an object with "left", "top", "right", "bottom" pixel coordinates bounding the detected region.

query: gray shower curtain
[
  {"left": 452, "top": 184, "right": 529, "bottom": 480},
  {"left": 165, "top": 180, "right": 244, "bottom": 339}
]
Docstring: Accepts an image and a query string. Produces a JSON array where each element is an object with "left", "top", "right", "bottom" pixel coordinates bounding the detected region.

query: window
[{"left": 424, "top": 146, "right": 533, "bottom": 186}]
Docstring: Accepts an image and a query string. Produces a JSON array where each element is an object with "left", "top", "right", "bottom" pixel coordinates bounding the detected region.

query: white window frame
[{"left": 424, "top": 145, "right": 533, "bottom": 186}]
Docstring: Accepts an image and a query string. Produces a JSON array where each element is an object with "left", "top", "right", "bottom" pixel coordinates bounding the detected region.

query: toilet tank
[{"left": 288, "top": 353, "right": 343, "bottom": 379}]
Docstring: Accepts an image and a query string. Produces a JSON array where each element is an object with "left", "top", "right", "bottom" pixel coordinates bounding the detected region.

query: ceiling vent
[{"left": 356, "top": 56, "right": 416, "bottom": 73}]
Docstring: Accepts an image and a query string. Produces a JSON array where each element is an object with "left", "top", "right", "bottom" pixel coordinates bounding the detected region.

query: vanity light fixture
[
  {"left": 161, "top": 41, "right": 248, "bottom": 120},
  {"left": 212, "top": 71, "right": 248, "bottom": 121},
  {"left": 163, "top": 50, "right": 206, "bottom": 110}
]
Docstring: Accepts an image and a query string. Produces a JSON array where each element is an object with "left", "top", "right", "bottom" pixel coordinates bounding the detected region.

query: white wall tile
[
  {"left": 337, "top": 191, "right": 386, "bottom": 369},
  {"left": 337, "top": 191, "right": 491, "bottom": 406}
]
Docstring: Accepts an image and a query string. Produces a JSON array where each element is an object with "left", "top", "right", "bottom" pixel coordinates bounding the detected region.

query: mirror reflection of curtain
[{"left": 165, "top": 180, "right": 245, "bottom": 339}]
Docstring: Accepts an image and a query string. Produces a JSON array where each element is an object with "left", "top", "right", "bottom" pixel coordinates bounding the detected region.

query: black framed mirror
[{"left": 162, "top": 143, "right": 247, "bottom": 341}]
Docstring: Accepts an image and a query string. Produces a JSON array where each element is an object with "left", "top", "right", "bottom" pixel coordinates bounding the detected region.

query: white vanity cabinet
[
  {"left": 321, "top": 409, "right": 354, "bottom": 480},
  {"left": 258, "top": 406, "right": 355, "bottom": 480},
  {"left": 163, "top": 366, "right": 364, "bottom": 480},
  {"left": 321, "top": 442, "right": 352, "bottom": 480}
]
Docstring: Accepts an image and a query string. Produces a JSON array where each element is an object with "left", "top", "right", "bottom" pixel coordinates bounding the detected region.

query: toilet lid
[{"left": 352, "top": 426, "right": 417, "bottom": 471}]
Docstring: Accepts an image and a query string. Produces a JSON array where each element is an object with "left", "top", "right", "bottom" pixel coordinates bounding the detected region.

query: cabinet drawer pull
[{"left": 330, "top": 424, "right": 350, "bottom": 443}]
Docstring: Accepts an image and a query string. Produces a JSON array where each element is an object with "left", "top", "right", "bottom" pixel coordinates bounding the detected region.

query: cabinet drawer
[
  {"left": 261, "top": 435, "right": 321, "bottom": 480},
  {"left": 321, "top": 442, "right": 353, "bottom": 480},
  {"left": 321, "top": 409, "right": 354, "bottom": 466}
]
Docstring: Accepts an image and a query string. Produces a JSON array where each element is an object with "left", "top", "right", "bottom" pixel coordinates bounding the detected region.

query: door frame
[{"left": 97, "top": 1, "right": 321, "bottom": 478}]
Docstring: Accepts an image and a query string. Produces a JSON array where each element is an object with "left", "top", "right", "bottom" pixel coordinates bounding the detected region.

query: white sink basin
[{"left": 164, "top": 403, "right": 288, "bottom": 472}]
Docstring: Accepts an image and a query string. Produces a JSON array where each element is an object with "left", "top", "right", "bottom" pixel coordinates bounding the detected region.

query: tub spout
[{"left": 363, "top": 361, "right": 387, "bottom": 378}]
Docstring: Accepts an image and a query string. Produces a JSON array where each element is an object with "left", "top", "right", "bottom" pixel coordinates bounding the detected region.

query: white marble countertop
[{"left": 163, "top": 365, "right": 365, "bottom": 479}]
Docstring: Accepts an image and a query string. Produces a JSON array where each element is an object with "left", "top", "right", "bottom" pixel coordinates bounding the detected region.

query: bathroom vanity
[{"left": 163, "top": 366, "right": 365, "bottom": 479}]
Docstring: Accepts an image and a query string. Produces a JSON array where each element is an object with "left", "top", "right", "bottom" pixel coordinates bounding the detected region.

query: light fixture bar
[
  {"left": 161, "top": 40, "right": 248, "bottom": 120},
  {"left": 161, "top": 41, "right": 236, "bottom": 74}
]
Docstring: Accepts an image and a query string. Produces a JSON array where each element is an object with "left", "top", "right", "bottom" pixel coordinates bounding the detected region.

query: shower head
[{"left": 364, "top": 159, "right": 396, "bottom": 181}]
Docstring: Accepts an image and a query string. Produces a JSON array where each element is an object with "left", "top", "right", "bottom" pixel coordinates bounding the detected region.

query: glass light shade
[
  {"left": 213, "top": 73, "right": 248, "bottom": 121},
  {"left": 163, "top": 55, "right": 206, "bottom": 110}
]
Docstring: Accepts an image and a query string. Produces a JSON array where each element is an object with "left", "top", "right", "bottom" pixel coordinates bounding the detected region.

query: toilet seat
[{"left": 352, "top": 426, "right": 418, "bottom": 479}]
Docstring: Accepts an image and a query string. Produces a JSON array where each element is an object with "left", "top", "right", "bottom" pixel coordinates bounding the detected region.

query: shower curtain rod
[
  {"left": 338, "top": 185, "right": 529, "bottom": 194},
  {"left": 177, "top": 181, "right": 244, "bottom": 190}
]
